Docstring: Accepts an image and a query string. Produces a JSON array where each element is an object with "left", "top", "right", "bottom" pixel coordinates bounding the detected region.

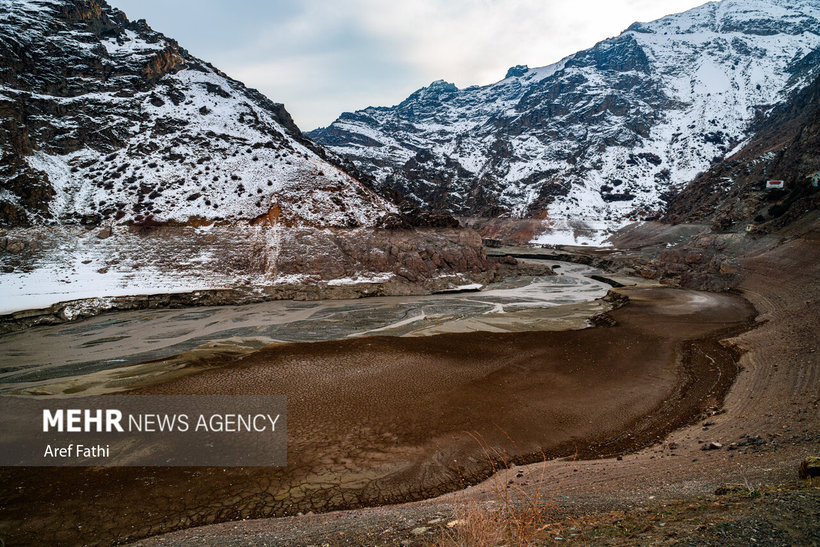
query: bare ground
[
  {"left": 0, "top": 225, "right": 815, "bottom": 546},
  {"left": 132, "top": 227, "right": 819, "bottom": 546}
]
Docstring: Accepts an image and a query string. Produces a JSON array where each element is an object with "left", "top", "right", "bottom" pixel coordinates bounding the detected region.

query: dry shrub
[
  {"left": 443, "top": 501, "right": 507, "bottom": 547},
  {"left": 435, "top": 431, "right": 585, "bottom": 546}
]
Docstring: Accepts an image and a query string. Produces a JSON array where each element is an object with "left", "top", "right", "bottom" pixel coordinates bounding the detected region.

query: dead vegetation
[{"left": 436, "top": 432, "right": 586, "bottom": 546}]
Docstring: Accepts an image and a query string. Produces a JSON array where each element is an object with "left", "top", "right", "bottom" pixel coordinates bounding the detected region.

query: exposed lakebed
[
  {"left": 0, "top": 260, "right": 612, "bottom": 395},
  {"left": 0, "top": 257, "right": 759, "bottom": 546},
  {"left": 0, "top": 281, "right": 757, "bottom": 545}
]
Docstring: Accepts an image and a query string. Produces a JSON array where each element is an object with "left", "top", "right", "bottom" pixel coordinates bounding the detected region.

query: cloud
[
  {"left": 346, "top": 0, "right": 708, "bottom": 86},
  {"left": 110, "top": 0, "right": 708, "bottom": 130}
]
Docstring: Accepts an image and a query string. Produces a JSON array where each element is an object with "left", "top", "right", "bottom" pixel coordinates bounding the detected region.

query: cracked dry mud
[{"left": 0, "top": 285, "right": 755, "bottom": 545}]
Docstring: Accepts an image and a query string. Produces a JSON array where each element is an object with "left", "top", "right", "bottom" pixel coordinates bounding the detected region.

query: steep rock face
[
  {"left": 0, "top": 0, "right": 395, "bottom": 227},
  {"left": 0, "top": 223, "right": 492, "bottom": 317},
  {"left": 309, "top": 0, "right": 820, "bottom": 225},
  {"left": 665, "top": 72, "right": 820, "bottom": 231},
  {"left": 0, "top": 0, "right": 494, "bottom": 314}
]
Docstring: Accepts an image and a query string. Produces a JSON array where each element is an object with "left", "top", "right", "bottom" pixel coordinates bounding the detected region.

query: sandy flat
[{"left": 0, "top": 287, "right": 755, "bottom": 545}]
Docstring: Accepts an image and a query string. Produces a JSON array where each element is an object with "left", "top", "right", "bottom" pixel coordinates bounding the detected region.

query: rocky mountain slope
[
  {"left": 0, "top": 0, "right": 492, "bottom": 316},
  {"left": 310, "top": 0, "right": 820, "bottom": 232},
  {"left": 665, "top": 71, "right": 820, "bottom": 232},
  {"left": 0, "top": 0, "right": 394, "bottom": 228}
]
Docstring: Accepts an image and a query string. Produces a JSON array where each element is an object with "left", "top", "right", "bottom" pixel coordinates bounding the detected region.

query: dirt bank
[
  {"left": 0, "top": 286, "right": 755, "bottom": 545},
  {"left": 129, "top": 225, "right": 818, "bottom": 546},
  {"left": 0, "top": 225, "right": 494, "bottom": 334}
]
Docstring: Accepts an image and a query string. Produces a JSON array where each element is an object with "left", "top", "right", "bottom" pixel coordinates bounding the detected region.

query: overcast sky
[{"left": 110, "top": 0, "right": 708, "bottom": 131}]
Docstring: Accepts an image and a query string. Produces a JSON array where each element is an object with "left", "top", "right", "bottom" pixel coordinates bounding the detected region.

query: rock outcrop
[
  {"left": 309, "top": 0, "right": 820, "bottom": 227},
  {"left": 0, "top": 0, "right": 394, "bottom": 227},
  {"left": 0, "top": 224, "right": 492, "bottom": 332}
]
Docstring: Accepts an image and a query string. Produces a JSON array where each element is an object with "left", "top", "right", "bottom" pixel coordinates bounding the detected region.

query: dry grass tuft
[{"left": 435, "top": 431, "right": 585, "bottom": 546}]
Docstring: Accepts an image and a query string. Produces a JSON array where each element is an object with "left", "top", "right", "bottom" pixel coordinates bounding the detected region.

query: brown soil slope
[
  {"left": 134, "top": 226, "right": 818, "bottom": 546},
  {"left": 0, "top": 287, "right": 754, "bottom": 545}
]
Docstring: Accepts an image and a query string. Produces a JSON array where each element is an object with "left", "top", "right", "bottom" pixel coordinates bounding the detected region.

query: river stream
[{"left": 0, "top": 260, "right": 612, "bottom": 395}]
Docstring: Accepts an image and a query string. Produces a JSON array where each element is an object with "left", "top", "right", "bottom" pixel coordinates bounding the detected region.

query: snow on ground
[
  {"left": 312, "top": 0, "right": 820, "bottom": 229},
  {"left": 435, "top": 283, "right": 484, "bottom": 293},
  {"left": 0, "top": 267, "right": 225, "bottom": 316},
  {"left": 0, "top": 228, "right": 259, "bottom": 315},
  {"left": 0, "top": 223, "right": 484, "bottom": 316},
  {"left": 530, "top": 218, "right": 631, "bottom": 247},
  {"left": 326, "top": 273, "right": 395, "bottom": 286}
]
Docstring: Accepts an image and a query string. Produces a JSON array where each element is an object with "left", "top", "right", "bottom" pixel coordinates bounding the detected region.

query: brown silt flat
[{"left": 0, "top": 287, "right": 756, "bottom": 545}]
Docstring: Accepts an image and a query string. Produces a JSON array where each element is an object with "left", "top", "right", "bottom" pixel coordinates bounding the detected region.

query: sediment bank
[{"left": 0, "top": 286, "right": 756, "bottom": 544}]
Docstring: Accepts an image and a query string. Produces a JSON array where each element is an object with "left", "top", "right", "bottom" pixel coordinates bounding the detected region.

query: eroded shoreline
[
  {"left": 0, "top": 261, "right": 609, "bottom": 396},
  {"left": 0, "top": 286, "right": 757, "bottom": 545}
]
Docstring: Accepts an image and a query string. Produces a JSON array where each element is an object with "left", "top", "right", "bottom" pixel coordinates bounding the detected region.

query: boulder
[
  {"left": 798, "top": 456, "right": 820, "bottom": 479},
  {"left": 6, "top": 240, "right": 24, "bottom": 253}
]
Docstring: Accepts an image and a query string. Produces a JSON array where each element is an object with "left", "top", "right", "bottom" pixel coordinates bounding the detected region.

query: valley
[
  {"left": 0, "top": 256, "right": 759, "bottom": 544},
  {"left": 0, "top": 0, "right": 817, "bottom": 545}
]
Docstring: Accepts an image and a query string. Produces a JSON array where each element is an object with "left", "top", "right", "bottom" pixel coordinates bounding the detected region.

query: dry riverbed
[
  {"left": 0, "top": 282, "right": 756, "bottom": 545},
  {"left": 129, "top": 228, "right": 820, "bottom": 547}
]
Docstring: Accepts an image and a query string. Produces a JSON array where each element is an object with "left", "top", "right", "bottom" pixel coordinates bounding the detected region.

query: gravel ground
[{"left": 134, "top": 225, "right": 819, "bottom": 546}]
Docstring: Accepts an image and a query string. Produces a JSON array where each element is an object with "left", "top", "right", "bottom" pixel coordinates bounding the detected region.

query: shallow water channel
[{"left": 0, "top": 260, "right": 611, "bottom": 395}]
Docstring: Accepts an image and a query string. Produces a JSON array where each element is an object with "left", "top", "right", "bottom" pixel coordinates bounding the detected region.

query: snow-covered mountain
[
  {"left": 0, "top": 0, "right": 395, "bottom": 228},
  {"left": 309, "top": 0, "right": 820, "bottom": 231},
  {"left": 666, "top": 70, "right": 820, "bottom": 230},
  {"left": 0, "top": 0, "right": 493, "bottom": 318}
]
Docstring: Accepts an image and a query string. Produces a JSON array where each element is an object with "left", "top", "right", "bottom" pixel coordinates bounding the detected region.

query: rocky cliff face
[
  {"left": 0, "top": 0, "right": 493, "bottom": 314},
  {"left": 309, "top": 0, "right": 820, "bottom": 228},
  {"left": 0, "top": 0, "right": 395, "bottom": 227},
  {"left": 665, "top": 72, "right": 820, "bottom": 232},
  {"left": 0, "top": 223, "right": 492, "bottom": 320}
]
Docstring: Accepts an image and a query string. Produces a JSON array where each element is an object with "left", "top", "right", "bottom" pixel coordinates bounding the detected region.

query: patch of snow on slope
[{"left": 309, "top": 0, "right": 820, "bottom": 231}]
